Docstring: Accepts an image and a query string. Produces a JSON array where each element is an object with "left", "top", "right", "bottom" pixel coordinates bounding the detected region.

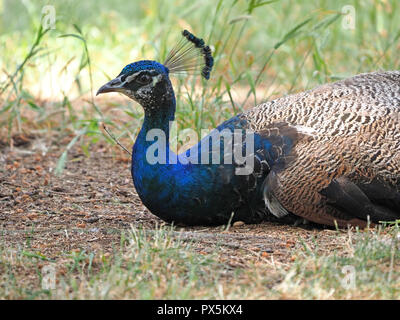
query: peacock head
[
  {"left": 97, "top": 60, "right": 173, "bottom": 110},
  {"left": 97, "top": 30, "right": 213, "bottom": 112}
]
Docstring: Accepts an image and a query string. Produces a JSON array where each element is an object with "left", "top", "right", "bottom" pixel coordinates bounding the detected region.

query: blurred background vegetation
[{"left": 0, "top": 0, "right": 399, "bottom": 168}]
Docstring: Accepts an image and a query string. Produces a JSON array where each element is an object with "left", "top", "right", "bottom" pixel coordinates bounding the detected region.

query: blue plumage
[
  {"left": 132, "top": 112, "right": 278, "bottom": 225},
  {"left": 120, "top": 60, "right": 169, "bottom": 76},
  {"left": 130, "top": 102, "right": 296, "bottom": 225},
  {"left": 96, "top": 30, "right": 301, "bottom": 226}
]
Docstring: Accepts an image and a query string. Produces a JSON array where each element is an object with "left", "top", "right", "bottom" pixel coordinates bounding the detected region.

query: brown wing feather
[{"left": 243, "top": 71, "right": 400, "bottom": 226}]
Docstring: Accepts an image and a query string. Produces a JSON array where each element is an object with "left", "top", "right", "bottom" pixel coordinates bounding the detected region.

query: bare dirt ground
[{"left": 0, "top": 134, "right": 348, "bottom": 269}]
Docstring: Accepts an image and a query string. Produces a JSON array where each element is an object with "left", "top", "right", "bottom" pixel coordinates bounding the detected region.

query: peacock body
[{"left": 97, "top": 31, "right": 400, "bottom": 228}]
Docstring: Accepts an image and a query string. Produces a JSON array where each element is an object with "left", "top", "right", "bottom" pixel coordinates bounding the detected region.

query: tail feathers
[
  {"left": 357, "top": 180, "right": 400, "bottom": 214},
  {"left": 320, "top": 177, "right": 400, "bottom": 223}
]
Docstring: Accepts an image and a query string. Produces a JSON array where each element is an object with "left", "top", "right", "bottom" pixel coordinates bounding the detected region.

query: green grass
[
  {"left": 277, "top": 225, "right": 400, "bottom": 299},
  {"left": 1, "top": 224, "right": 400, "bottom": 299},
  {"left": 0, "top": 225, "right": 227, "bottom": 299},
  {"left": 1, "top": 0, "right": 400, "bottom": 299}
]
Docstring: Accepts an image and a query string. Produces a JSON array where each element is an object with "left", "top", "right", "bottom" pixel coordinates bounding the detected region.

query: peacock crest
[{"left": 164, "top": 30, "right": 214, "bottom": 79}]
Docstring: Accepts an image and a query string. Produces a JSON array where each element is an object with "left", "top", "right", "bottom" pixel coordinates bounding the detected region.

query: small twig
[
  {"left": 224, "top": 211, "right": 235, "bottom": 232},
  {"left": 101, "top": 123, "right": 132, "bottom": 156}
]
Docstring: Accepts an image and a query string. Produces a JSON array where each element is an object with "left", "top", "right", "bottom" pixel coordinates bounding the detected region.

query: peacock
[{"left": 97, "top": 30, "right": 400, "bottom": 228}]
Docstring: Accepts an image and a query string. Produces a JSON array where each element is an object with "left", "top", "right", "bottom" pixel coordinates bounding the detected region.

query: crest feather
[{"left": 164, "top": 30, "right": 214, "bottom": 80}]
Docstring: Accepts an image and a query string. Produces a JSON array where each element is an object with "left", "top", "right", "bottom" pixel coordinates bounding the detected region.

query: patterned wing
[{"left": 243, "top": 71, "right": 400, "bottom": 226}]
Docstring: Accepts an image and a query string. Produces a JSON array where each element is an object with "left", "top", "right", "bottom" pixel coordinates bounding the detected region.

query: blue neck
[
  {"left": 131, "top": 89, "right": 181, "bottom": 218},
  {"left": 133, "top": 89, "right": 176, "bottom": 165}
]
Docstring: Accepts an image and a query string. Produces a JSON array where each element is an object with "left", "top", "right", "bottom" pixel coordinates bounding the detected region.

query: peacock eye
[{"left": 137, "top": 74, "right": 151, "bottom": 84}]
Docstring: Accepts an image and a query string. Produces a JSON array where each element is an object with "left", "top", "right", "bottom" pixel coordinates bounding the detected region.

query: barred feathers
[{"left": 241, "top": 71, "right": 400, "bottom": 227}]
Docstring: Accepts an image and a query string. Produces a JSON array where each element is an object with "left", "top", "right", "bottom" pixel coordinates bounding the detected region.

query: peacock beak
[{"left": 96, "top": 77, "right": 125, "bottom": 96}]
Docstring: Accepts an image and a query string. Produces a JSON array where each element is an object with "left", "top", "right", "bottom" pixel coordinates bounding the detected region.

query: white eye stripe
[
  {"left": 121, "top": 71, "right": 163, "bottom": 87},
  {"left": 122, "top": 71, "right": 151, "bottom": 86},
  {"left": 152, "top": 74, "right": 163, "bottom": 86},
  {"left": 124, "top": 72, "right": 141, "bottom": 83}
]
